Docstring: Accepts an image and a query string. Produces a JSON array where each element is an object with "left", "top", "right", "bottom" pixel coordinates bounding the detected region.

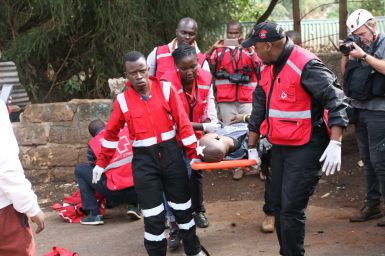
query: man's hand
[
  {"left": 258, "top": 137, "right": 272, "bottom": 155},
  {"left": 248, "top": 148, "right": 261, "bottom": 166},
  {"left": 92, "top": 165, "right": 105, "bottom": 184},
  {"left": 349, "top": 42, "right": 366, "bottom": 59},
  {"left": 206, "top": 39, "right": 224, "bottom": 55},
  {"left": 319, "top": 140, "right": 342, "bottom": 176},
  {"left": 202, "top": 122, "right": 221, "bottom": 133},
  {"left": 229, "top": 114, "right": 244, "bottom": 124},
  {"left": 30, "top": 211, "right": 45, "bottom": 234}
]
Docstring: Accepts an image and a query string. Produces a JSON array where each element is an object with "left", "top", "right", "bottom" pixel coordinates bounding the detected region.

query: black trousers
[
  {"left": 132, "top": 139, "right": 201, "bottom": 256},
  {"left": 271, "top": 126, "right": 328, "bottom": 256}
]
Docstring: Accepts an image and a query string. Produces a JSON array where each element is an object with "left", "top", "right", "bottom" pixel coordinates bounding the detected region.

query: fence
[{"left": 209, "top": 17, "right": 385, "bottom": 52}]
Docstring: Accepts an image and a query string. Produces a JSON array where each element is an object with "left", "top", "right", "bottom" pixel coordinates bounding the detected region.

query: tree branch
[{"left": 257, "top": 0, "right": 279, "bottom": 23}]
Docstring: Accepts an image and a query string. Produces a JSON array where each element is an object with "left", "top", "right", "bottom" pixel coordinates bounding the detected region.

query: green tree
[{"left": 0, "top": 0, "right": 237, "bottom": 102}]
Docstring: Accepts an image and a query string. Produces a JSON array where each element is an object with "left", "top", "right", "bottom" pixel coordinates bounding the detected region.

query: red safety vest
[
  {"left": 161, "top": 68, "right": 212, "bottom": 139},
  {"left": 210, "top": 47, "right": 257, "bottom": 103},
  {"left": 259, "top": 45, "right": 319, "bottom": 146},
  {"left": 89, "top": 127, "right": 134, "bottom": 190},
  {"left": 155, "top": 44, "right": 207, "bottom": 79}
]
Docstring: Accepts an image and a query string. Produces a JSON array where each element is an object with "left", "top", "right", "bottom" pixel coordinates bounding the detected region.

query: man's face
[
  {"left": 176, "top": 55, "right": 198, "bottom": 84},
  {"left": 227, "top": 24, "right": 242, "bottom": 39},
  {"left": 176, "top": 22, "right": 197, "bottom": 45},
  {"left": 253, "top": 42, "right": 274, "bottom": 65},
  {"left": 124, "top": 57, "right": 149, "bottom": 92},
  {"left": 352, "top": 22, "right": 377, "bottom": 46}
]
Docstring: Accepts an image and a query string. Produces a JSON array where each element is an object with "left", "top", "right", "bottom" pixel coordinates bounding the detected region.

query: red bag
[
  {"left": 52, "top": 189, "right": 105, "bottom": 223},
  {"left": 43, "top": 246, "right": 79, "bottom": 256}
]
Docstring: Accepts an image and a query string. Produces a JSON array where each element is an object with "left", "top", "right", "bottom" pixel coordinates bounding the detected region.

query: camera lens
[{"left": 339, "top": 42, "right": 354, "bottom": 55}]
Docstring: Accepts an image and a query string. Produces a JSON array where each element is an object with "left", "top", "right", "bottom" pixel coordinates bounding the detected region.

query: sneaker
[
  {"left": 127, "top": 206, "right": 142, "bottom": 220},
  {"left": 232, "top": 168, "right": 244, "bottom": 180},
  {"left": 261, "top": 214, "right": 275, "bottom": 233},
  {"left": 194, "top": 212, "right": 209, "bottom": 228},
  {"left": 80, "top": 214, "right": 104, "bottom": 225},
  {"left": 349, "top": 205, "right": 383, "bottom": 222},
  {"left": 168, "top": 228, "right": 181, "bottom": 250}
]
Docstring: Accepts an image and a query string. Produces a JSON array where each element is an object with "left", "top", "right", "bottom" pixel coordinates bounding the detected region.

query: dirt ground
[{"left": 34, "top": 127, "right": 385, "bottom": 255}]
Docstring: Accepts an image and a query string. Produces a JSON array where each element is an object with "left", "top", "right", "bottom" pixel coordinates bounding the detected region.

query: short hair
[
  {"left": 177, "top": 17, "right": 198, "bottom": 30},
  {"left": 172, "top": 44, "right": 197, "bottom": 64},
  {"left": 199, "top": 136, "right": 227, "bottom": 162},
  {"left": 124, "top": 51, "right": 145, "bottom": 64},
  {"left": 88, "top": 119, "right": 105, "bottom": 137},
  {"left": 227, "top": 21, "right": 243, "bottom": 32}
]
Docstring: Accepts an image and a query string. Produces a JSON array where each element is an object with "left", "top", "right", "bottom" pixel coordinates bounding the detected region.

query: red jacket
[
  {"left": 259, "top": 45, "right": 318, "bottom": 146},
  {"left": 161, "top": 68, "right": 212, "bottom": 139},
  {"left": 89, "top": 128, "right": 134, "bottom": 190},
  {"left": 96, "top": 77, "right": 198, "bottom": 168},
  {"left": 208, "top": 47, "right": 257, "bottom": 103},
  {"left": 155, "top": 44, "right": 207, "bottom": 79}
]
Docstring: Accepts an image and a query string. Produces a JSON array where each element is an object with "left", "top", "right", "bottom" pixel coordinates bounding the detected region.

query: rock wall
[{"left": 13, "top": 99, "right": 112, "bottom": 184}]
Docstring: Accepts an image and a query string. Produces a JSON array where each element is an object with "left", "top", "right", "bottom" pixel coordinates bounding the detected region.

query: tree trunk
[
  {"left": 257, "top": 0, "right": 279, "bottom": 23},
  {"left": 339, "top": 0, "right": 348, "bottom": 40},
  {"left": 292, "top": 0, "right": 301, "bottom": 41}
]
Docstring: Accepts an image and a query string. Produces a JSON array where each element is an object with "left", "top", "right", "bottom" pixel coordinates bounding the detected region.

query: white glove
[
  {"left": 92, "top": 165, "right": 105, "bottom": 184},
  {"left": 202, "top": 122, "right": 221, "bottom": 133},
  {"left": 190, "top": 158, "right": 202, "bottom": 166},
  {"left": 319, "top": 140, "right": 341, "bottom": 176},
  {"left": 248, "top": 148, "right": 261, "bottom": 166}
]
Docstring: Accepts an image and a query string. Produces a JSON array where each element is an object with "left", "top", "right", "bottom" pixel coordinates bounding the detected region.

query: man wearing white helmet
[{"left": 341, "top": 9, "right": 385, "bottom": 227}]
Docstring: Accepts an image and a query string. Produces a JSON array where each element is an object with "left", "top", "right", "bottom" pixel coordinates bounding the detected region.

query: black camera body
[
  {"left": 340, "top": 35, "right": 362, "bottom": 55},
  {"left": 215, "top": 65, "right": 252, "bottom": 84}
]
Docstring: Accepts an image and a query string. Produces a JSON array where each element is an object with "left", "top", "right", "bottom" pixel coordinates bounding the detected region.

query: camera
[
  {"left": 339, "top": 35, "right": 362, "bottom": 55},
  {"left": 214, "top": 69, "right": 230, "bottom": 79},
  {"left": 229, "top": 65, "right": 252, "bottom": 84}
]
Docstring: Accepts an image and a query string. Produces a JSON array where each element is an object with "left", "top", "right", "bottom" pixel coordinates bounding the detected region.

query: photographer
[
  {"left": 340, "top": 9, "right": 385, "bottom": 227},
  {"left": 207, "top": 21, "right": 258, "bottom": 125}
]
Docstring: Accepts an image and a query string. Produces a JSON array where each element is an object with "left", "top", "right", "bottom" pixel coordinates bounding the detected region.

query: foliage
[{"left": 0, "top": 0, "right": 236, "bottom": 102}]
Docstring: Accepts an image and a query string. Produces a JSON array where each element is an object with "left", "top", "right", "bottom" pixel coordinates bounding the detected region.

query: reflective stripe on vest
[
  {"left": 162, "top": 81, "right": 171, "bottom": 102},
  {"left": 132, "top": 129, "right": 176, "bottom": 147},
  {"left": 269, "top": 109, "right": 311, "bottom": 119},
  {"left": 157, "top": 53, "right": 172, "bottom": 59},
  {"left": 104, "top": 155, "right": 133, "bottom": 171},
  {"left": 117, "top": 93, "right": 128, "bottom": 113}
]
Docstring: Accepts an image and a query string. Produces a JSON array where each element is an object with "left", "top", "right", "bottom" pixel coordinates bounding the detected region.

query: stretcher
[{"left": 191, "top": 159, "right": 257, "bottom": 171}]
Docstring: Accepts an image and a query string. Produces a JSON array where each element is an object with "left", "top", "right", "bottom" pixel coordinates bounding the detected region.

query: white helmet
[{"left": 346, "top": 9, "right": 374, "bottom": 33}]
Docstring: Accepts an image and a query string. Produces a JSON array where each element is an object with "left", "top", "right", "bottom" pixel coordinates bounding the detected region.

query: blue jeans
[
  {"left": 74, "top": 163, "right": 137, "bottom": 215},
  {"left": 355, "top": 109, "right": 385, "bottom": 208}
]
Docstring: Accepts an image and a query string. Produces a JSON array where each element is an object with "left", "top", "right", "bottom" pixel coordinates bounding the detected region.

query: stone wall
[{"left": 13, "top": 99, "right": 112, "bottom": 184}]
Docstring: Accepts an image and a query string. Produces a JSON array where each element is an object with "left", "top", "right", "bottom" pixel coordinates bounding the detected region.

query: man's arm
[
  {"left": 205, "top": 85, "right": 218, "bottom": 123},
  {"left": 349, "top": 42, "right": 385, "bottom": 75},
  {"left": 0, "top": 102, "right": 44, "bottom": 232},
  {"left": 147, "top": 47, "right": 157, "bottom": 76},
  {"left": 96, "top": 99, "right": 126, "bottom": 168},
  {"left": 248, "top": 85, "right": 267, "bottom": 148},
  {"left": 301, "top": 59, "right": 349, "bottom": 129}
]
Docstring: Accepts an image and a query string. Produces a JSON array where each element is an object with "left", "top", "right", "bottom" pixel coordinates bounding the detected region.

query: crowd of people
[{"left": 0, "top": 8, "right": 384, "bottom": 256}]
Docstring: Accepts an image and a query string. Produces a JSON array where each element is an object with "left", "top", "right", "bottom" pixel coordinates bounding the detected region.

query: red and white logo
[{"left": 259, "top": 29, "right": 268, "bottom": 39}]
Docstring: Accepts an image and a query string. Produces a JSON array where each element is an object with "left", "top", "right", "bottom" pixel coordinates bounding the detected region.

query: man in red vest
[
  {"left": 94, "top": 51, "right": 207, "bottom": 256},
  {"left": 147, "top": 17, "right": 210, "bottom": 79},
  {"left": 75, "top": 119, "right": 139, "bottom": 225},
  {"left": 242, "top": 22, "right": 348, "bottom": 256}
]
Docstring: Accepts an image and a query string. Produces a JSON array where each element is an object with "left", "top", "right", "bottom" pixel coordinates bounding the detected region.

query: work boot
[
  {"left": 261, "top": 214, "right": 275, "bottom": 233},
  {"left": 168, "top": 228, "right": 181, "bottom": 250},
  {"left": 233, "top": 168, "right": 244, "bottom": 180},
  {"left": 377, "top": 217, "right": 385, "bottom": 227},
  {"left": 350, "top": 205, "right": 383, "bottom": 222},
  {"left": 194, "top": 212, "right": 209, "bottom": 228}
]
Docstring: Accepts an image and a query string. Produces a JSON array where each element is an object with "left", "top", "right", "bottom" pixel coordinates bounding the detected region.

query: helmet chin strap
[{"left": 364, "top": 22, "right": 377, "bottom": 41}]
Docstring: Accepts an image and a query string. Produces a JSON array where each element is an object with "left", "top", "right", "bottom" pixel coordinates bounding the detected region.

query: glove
[
  {"left": 92, "top": 165, "right": 105, "bottom": 184},
  {"left": 190, "top": 158, "right": 202, "bottom": 166},
  {"left": 248, "top": 148, "right": 261, "bottom": 166},
  {"left": 319, "top": 140, "right": 341, "bottom": 176},
  {"left": 258, "top": 137, "right": 272, "bottom": 155},
  {"left": 202, "top": 122, "right": 221, "bottom": 133}
]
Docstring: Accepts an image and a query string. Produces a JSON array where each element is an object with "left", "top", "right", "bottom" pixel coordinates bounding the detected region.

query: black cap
[{"left": 242, "top": 22, "right": 285, "bottom": 48}]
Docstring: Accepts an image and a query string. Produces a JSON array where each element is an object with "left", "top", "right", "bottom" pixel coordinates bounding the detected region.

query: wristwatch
[{"left": 361, "top": 53, "right": 367, "bottom": 61}]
